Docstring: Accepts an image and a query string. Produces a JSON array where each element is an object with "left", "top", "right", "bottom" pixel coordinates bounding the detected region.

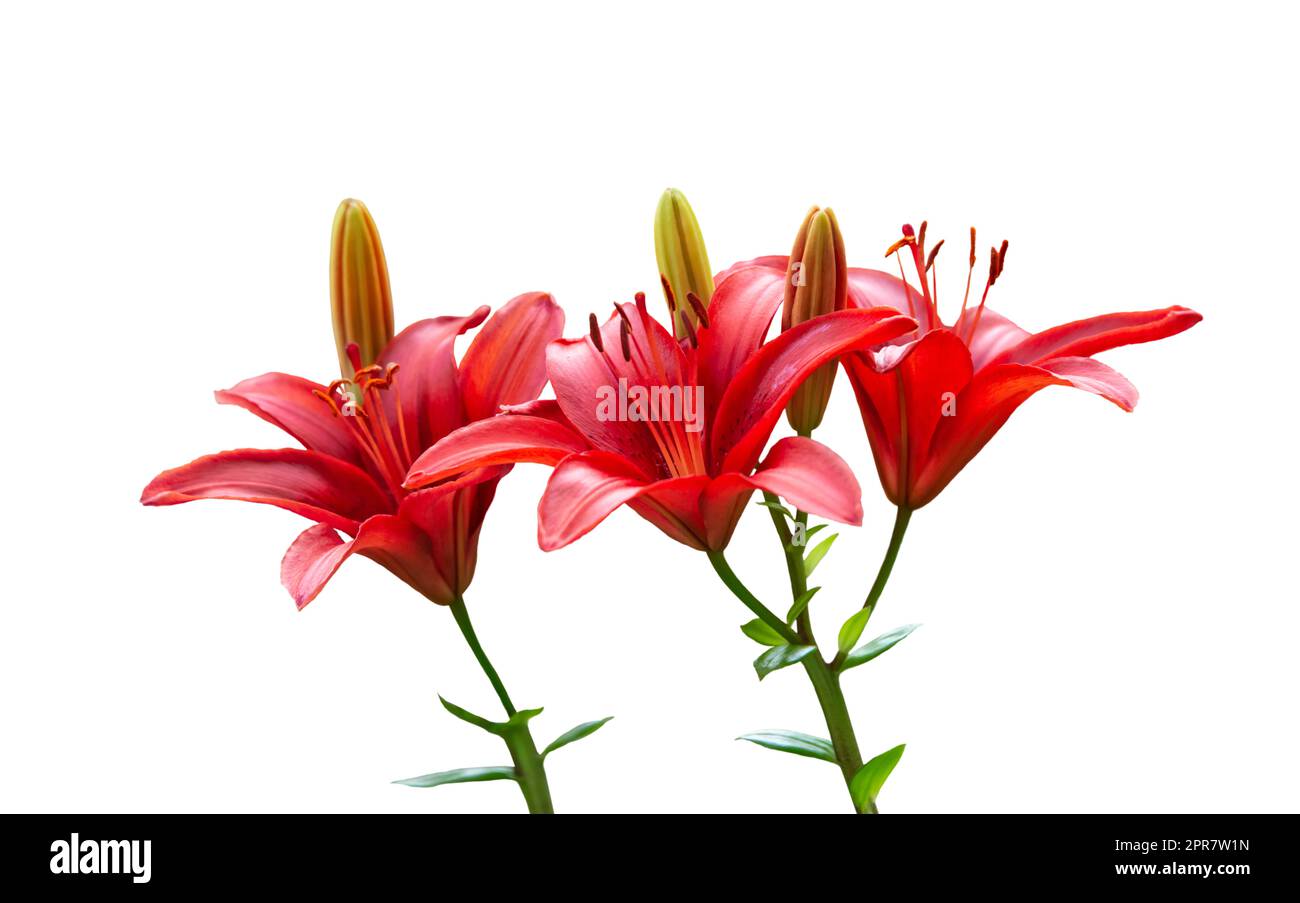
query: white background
[{"left": 2, "top": 1, "right": 1296, "bottom": 814}]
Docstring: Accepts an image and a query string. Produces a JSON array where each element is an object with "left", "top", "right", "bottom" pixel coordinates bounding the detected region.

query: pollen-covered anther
[{"left": 885, "top": 235, "right": 916, "bottom": 257}]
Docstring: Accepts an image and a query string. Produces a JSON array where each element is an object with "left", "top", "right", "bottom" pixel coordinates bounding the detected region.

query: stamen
[
  {"left": 681, "top": 312, "right": 699, "bottom": 348},
  {"left": 957, "top": 226, "right": 977, "bottom": 328},
  {"left": 312, "top": 388, "right": 342, "bottom": 416},
  {"left": 925, "top": 239, "right": 944, "bottom": 272},
  {"left": 685, "top": 291, "right": 709, "bottom": 329},
  {"left": 884, "top": 235, "right": 915, "bottom": 257},
  {"left": 659, "top": 274, "right": 677, "bottom": 312},
  {"left": 635, "top": 291, "right": 647, "bottom": 316},
  {"left": 619, "top": 318, "right": 632, "bottom": 362},
  {"left": 588, "top": 313, "right": 604, "bottom": 351}
]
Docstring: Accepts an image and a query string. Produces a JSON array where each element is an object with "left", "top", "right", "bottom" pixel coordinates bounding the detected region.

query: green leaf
[
  {"left": 393, "top": 765, "right": 518, "bottom": 788},
  {"left": 837, "top": 608, "right": 874, "bottom": 655},
  {"left": 542, "top": 716, "right": 614, "bottom": 758},
  {"left": 842, "top": 624, "right": 921, "bottom": 672},
  {"left": 803, "top": 533, "right": 838, "bottom": 577},
  {"left": 737, "top": 730, "right": 838, "bottom": 763},
  {"left": 756, "top": 499, "right": 794, "bottom": 520},
  {"left": 803, "top": 523, "right": 827, "bottom": 542},
  {"left": 740, "top": 618, "right": 786, "bottom": 646},
  {"left": 849, "top": 744, "right": 906, "bottom": 812},
  {"left": 753, "top": 644, "right": 817, "bottom": 680},
  {"left": 785, "top": 586, "right": 821, "bottom": 624},
  {"left": 438, "top": 695, "right": 499, "bottom": 732}
]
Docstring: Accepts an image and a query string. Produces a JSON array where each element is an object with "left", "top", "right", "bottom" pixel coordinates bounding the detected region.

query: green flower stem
[
  {"left": 706, "top": 551, "right": 800, "bottom": 645},
  {"left": 830, "top": 506, "right": 911, "bottom": 669},
  {"left": 449, "top": 597, "right": 554, "bottom": 814},
  {"left": 707, "top": 547, "right": 865, "bottom": 808}
]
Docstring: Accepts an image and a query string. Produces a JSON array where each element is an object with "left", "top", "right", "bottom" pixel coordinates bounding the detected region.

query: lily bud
[
  {"left": 654, "top": 188, "right": 714, "bottom": 340},
  {"left": 330, "top": 199, "right": 394, "bottom": 379},
  {"left": 783, "top": 206, "right": 848, "bottom": 434}
]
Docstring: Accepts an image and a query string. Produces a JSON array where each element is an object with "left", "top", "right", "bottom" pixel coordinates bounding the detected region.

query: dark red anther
[
  {"left": 926, "top": 239, "right": 945, "bottom": 272},
  {"left": 619, "top": 318, "right": 632, "bottom": 361},
  {"left": 659, "top": 274, "right": 677, "bottom": 311},
  {"left": 681, "top": 310, "right": 700, "bottom": 348},
  {"left": 686, "top": 291, "right": 710, "bottom": 328},
  {"left": 968, "top": 227, "right": 977, "bottom": 266},
  {"left": 588, "top": 313, "right": 604, "bottom": 351},
  {"left": 996, "top": 239, "right": 1009, "bottom": 276},
  {"left": 917, "top": 220, "right": 928, "bottom": 252},
  {"left": 987, "top": 247, "right": 1000, "bottom": 285}
]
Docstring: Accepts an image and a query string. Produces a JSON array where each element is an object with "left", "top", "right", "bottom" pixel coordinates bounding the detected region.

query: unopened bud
[
  {"left": 330, "top": 199, "right": 394, "bottom": 379},
  {"left": 783, "top": 206, "right": 848, "bottom": 434},
  {"left": 654, "top": 188, "right": 714, "bottom": 340}
]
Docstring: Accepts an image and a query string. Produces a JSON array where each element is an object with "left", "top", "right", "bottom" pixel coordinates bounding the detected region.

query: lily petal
[
  {"left": 142, "top": 448, "right": 391, "bottom": 533},
  {"left": 911, "top": 363, "right": 1070, "bottom": 507},
  {"left": 843, "top": 329, "right": 974, "bottom": 507},
  {"left": 696, "top": 261, "right": 786, "bottom": 430},
  {"left": 950, "top": 306, "right": 1031, "bottom": 370},
  {"left": 404, "top": 414, "right": 590, "bottom": 489},
  {"left": 281, "top": 517, "right": 454, "bottom": 609},
  {"left": 377, "top": 309, "right": 489, "bottom": 452},
  {"left": 713, "top": 254, "right": 787, "bottom": 288},
  {"left": 847, "top": 267, "right": 934, "bottom": 334},
  {"left": 700, "top": 437, "right": 863, "bottom": 550},
  {"left": 713, "top": 308, "right": 917, "bottom": 475},
  {"left": 215, "top": 372, "right": 361, "bottom": 466},
  {"left": 1037, "top": 355, "right": 1139, "bottom": 411},
  {"left": 536, "top": 451, "right": 708, "bottom": 551},
  {"left": 458, "top": 292, "right": 565, "bottom": 422},
  {"left": 990, "top": 306, "right": 1202, "bottom": 366}
]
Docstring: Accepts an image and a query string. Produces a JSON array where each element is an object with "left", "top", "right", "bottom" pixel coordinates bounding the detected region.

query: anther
[
  {"left": 926, "top": 239, "right": 945, "bottom": 272},
  {"left": 885, "top": 235, "right": 916, "bottom": 257},
  {"left": 588, "top": 313, "right": 604, "bottom": 351},
  {"left": 686, "top": 291, "right": 710, "bottom": 328},
  {"left": 635, "top": 291, "right": 648, "bottom": 316},
  {"left": 681, "top": 311, "right": 700, "bottom": 348},
  {"left": 660, "top": 274, "right": 678, "bottom": 312},
  {"left": 968, "top": 227, "right": 977, "bottom": 266},
  {"left": 619, "top": 318, "right": 632, "bottom": 361}
]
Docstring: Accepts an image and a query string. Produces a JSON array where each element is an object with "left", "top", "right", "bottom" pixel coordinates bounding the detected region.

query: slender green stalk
[
  {"left": 830, "top": 506, "right": 911, "bottom": 669},
  {"left": 450, "top": 597, "right": 516, "bottom": 716},
  {"left": 757, "top": 499, "right": 914, "bottom": 812},
  {"left": 448, "top": 597, "right": 553, "bottom": 814},
  {"left": 706, "top": 551, "right": 800, "bottom": 645}
]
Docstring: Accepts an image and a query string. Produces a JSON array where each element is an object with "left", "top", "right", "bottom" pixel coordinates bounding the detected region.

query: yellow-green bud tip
[
  {"left": 654, "top": 188, "right": 714, "bottom": 340},
  {"left": 330, "top": 198, "right": 394, "bottom": 379}
]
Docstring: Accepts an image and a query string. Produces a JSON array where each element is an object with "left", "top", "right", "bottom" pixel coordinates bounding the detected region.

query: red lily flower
[
  {"left": 141, "top": 292, "right": 565, "bottom": 607},
  {"left": 714, "top": 225, "right": 1201, "bottom": 509},
  {"left": 404, "top": 278, "right": 916, "bottom": 551}
]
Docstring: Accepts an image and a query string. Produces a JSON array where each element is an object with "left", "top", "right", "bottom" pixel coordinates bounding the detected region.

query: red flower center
[
  {"left": 312, "top": 342, "right": 415, "bottom": 499},
  {"left": 588, "top": 291, "right": 709, "bottom": 480}
]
